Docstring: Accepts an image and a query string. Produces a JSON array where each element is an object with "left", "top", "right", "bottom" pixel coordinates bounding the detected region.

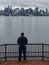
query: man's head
[{"left": 21, "top": 32, "right": 24, "bottom": 37}]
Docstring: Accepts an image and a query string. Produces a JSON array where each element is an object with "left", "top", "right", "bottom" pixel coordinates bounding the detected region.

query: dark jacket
[{"left": 17, "top": 36, "right": 28, "bottom": 46}]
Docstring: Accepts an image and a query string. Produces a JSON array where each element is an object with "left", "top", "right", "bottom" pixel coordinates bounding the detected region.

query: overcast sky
[{"left": 0, "top": 0, "right": 49, "bottom": 9}]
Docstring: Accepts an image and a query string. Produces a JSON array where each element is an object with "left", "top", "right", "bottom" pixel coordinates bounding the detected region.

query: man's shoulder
[
  {"left": 24, "top": 36, "right": 27, "bottom": 39},
  {"left": 18, "top": 36, "right": 27, "bottom": 40},
  {"left": 24, "top": 36, "right": 26, "bottom": 38}
]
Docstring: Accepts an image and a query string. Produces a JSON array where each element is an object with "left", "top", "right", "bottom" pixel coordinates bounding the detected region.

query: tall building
[
  {"left": 13, "top": 8, "right": 20, "bottom": 15},
  {"left": 46, "top": 9, "right": 48, "bottom": 13},
  {"left": 34, "top": 7, "right": 39, "bottom": 15},
  {"left": 4, "top": 6, "right": 12, "bottom": 15}
]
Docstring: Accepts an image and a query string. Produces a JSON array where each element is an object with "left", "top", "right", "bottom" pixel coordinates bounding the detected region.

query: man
[{"left": 17, "top": 32, "right": 28, "bottom": 61}]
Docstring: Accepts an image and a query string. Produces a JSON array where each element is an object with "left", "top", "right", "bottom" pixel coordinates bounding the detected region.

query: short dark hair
[{"left": 21, "top": 32, "right": 24, "bottom": 36}]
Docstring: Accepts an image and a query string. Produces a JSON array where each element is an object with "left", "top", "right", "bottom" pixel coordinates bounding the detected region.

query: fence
[{"left": 0, "top": 43, "right": 49, "bottom": 61}]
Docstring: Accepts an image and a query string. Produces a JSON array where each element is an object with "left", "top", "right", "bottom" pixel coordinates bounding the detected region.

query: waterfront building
[
  {"left": 27, "top": 8, "right": 33, "bottom": 15},
  {"left": 25, "top": 9, "right": 30, "bottom": 16},
  {"left": 46, "top": 9, "right": 48, "bottom": 13},
  {"left": 3, "top": 6, "right": 13, "bottom": 16},
  {"left": 0, "top": 10, "right": 2, "bottom": 15},
  {"left": 12, "top": 8, "right": 20, "bottom": 16},
  {"left": 34, "top": 7, "right": 39, "bottom": 15},
  {"left": 39, "top": 10, "right": 45, "bottom": 15},
  {"left": 45, "top": 9, "right": 49, "bottom": 15},
  {"left": 20, "top": 8, "right": 25, "bottom": 15}
]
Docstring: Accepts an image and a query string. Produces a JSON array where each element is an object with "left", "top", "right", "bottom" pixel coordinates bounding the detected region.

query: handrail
[
  {"left": 0, "top": 43, "right": 49, "bottom": 45},
  {"left": 0, "top": 43, "right": 49, "bottom": 61}
]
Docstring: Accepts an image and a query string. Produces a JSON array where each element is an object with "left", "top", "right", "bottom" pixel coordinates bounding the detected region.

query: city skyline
[
  {"left": 0, "top": 6, "right": 49, "bottom": 16},
  {"left": 0, "top": 0, "right": 49, "bottom": 10}
]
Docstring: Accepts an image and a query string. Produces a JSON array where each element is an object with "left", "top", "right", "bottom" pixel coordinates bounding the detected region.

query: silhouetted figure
[{"left": 17, "top": 32, "right": 28, "bottom": 61}]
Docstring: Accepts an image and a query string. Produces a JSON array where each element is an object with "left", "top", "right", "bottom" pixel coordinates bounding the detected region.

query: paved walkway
[{"left": 0, "top": 61, "right": 49, "bottom": 65}]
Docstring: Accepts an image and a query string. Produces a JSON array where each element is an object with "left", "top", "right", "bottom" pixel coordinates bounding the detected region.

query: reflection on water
[{"left": 0, "top": 16, "right": 49, "bottom": 44}]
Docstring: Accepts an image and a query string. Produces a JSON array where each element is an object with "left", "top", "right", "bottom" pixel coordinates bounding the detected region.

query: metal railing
[{"left": 0, "top": 43, "right": 49, "bottom": 61}]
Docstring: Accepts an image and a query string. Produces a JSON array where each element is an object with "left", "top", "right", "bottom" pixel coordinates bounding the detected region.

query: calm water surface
[{"left": 0, "top": 16, "right": 49, "bottom": 44}]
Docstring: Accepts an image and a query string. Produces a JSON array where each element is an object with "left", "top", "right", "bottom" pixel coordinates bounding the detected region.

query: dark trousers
[{"left": 18, "top": 45, "right": 26, "bottom": 61}]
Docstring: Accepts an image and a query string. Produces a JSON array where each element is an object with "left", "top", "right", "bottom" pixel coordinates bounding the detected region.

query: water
[
  {"left": 0, "top": 16, "right": 49, "bottom": 44},
  {"left": 0, "top": 16, "right": 49, "bottom": 60}
]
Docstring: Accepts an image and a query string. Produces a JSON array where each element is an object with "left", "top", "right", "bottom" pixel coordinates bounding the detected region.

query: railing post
[
  {"left": 5, "top": 44, "right": 7, "bottom": 61},
  {"left": 42, "top": 44, "right": 44, "bottom": 60}
]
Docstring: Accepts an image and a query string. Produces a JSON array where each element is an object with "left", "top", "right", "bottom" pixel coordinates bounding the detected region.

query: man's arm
[
  {"left": 17, "top": 38, "right": 19, "bottom": 44},
  {"left": 25, "top": 37, "right": 28, "bottom": 45}
]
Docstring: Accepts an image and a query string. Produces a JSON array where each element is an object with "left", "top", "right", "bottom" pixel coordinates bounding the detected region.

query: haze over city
[{"left": 0, "top": 0, "right": 49, "bottom": 10}]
